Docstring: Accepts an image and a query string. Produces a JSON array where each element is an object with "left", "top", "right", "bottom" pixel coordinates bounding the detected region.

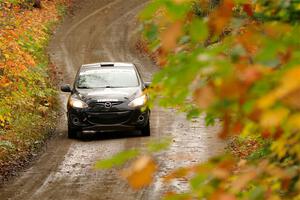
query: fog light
[
  {"left": 72, "top": 117, "right": 80, "bottom": 125},
  {"left": 138, "top": 115, "right": 145, "bottom": 122}
]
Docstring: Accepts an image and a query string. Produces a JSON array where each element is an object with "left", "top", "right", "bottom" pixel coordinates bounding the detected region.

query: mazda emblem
[{"left": 104, "top": 102, "right": 112, "bottom": 108}]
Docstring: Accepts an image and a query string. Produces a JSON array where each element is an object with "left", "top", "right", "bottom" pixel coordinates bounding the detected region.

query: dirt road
[{"left": 0, "top": 0, "right": 225, "bottom": 199}]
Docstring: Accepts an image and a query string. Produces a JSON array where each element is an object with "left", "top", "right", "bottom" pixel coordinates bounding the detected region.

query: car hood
[{"left": 76, "top": 87, "right": 141, "bottom": 103}]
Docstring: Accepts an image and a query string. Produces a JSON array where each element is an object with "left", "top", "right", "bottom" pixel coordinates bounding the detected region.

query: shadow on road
[{"left": 74, "top": 130, "right": 146, "bottom": 141}]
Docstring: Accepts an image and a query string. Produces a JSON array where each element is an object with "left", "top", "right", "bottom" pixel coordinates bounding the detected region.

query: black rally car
[{"left": 61, "top": 62, "right": 150, "bottom": 139}]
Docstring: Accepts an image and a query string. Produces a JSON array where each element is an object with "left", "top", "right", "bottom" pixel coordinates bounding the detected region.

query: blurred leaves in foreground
[
  {"left": 95, "top": 149, "right": 140, "bottom": 169},
  {"left": 98, "top": 0, "right": 300, "bottom": 199},
  {"left": 95, "top": 138, "right": 171, "bottom": 189},
  {"left": 121, "top": 155, "right": 157, "bottom": 190}
]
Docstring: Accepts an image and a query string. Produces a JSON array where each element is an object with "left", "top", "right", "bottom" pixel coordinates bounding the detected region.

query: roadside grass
[
  {"left": 57, "top": 3, "right": 68, "bottom": 17},
  {"left": 0, "top": 27, "right": 58, "bottom": 178},
  {"left": 0, "top": 0, "right": 70, "bottom": 181}
]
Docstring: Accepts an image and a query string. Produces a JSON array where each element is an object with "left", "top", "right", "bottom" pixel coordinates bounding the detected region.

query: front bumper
[{"left": 67, "top": 107, "right": 149, "bottom": 132}]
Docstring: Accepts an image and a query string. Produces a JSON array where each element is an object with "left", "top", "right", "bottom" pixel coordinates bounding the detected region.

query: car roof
[{"left": 81, "top": 62, "right": 135, "bottom": 70}]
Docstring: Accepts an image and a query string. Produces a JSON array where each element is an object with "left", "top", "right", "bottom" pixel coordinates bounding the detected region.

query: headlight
[
  {"left": 69, "top": 97, "right": 88, "bottom": 108},
  {"left": 128, "top": 95, "right": 147, "bottom": 108}
]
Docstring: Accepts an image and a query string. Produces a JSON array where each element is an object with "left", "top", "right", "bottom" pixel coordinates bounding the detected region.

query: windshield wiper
[{"left": 77, "top": 86, "right": 92, "bottom": 89}]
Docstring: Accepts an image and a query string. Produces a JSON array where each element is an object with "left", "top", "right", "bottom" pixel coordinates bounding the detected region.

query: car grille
[
  {"left": 88, "top": 102, "right": 123, "bottom": 112},
  {"left": 87, "top": 111, "right": 132, "bottom": 124}
]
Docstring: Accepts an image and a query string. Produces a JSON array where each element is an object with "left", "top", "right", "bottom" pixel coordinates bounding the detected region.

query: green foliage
[
  {"left": 95, "top": 138, "right": 172, "bottom": 170},
  {"left": 18, "top": 30, "right": 49, "bottom": 65},
  {"left": 253, "top": 0, "right": 300, "bottom": 22},
  {"left": 0, "top": 0, "right": 66, "bottom": 173},
  {"left": 147, "top": 137, "right": 172, "bottom": 153},
  {"left": 140, "top": 0, "right": 191, "bottom": 20},
  {"left": 0, "top": 0, "right": 40, "bottom": 9},
  {"left": 247, "top": 141, "right": 271, "bottom": 161},
  {"left": 135, "top": 0, "right": 300, "bottom": 199},
  {"left": 0, "top": 141, "right": 15, "bottom": 151},
  {"left": 56, "top": 3, "right": 67, "bottom": 17},
  {"left": 95, "top": 149, "right": 140, "bottom": 169},
  {"left": 246, "top": 186, "right": 265, "bottom": 200}
]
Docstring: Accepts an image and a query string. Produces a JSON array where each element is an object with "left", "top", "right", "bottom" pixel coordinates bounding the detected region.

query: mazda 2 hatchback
[{"left": 61, "top": 62, "right": 150, "bottom": 139}]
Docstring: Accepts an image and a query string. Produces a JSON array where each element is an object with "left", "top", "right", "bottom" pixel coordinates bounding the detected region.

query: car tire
[
  {"left": 68, "top": 124, "right": 78, "bottom": 139},
  {"left": 141, "top": 121, "right": 150, "bottom": 136}
]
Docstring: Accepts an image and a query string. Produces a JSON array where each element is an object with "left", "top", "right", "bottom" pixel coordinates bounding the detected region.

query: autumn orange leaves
[
  {"left": 95, "top": 138, "right": 172, "bottom": 190},
  {"left": 135, "top": 0, "right": 300, "bottom": 198},
  {"left": 143, "top": 0, "right": 300, "bottom": 140},
  {"left": 121, "top": 155, "right": 157, "bottom": 189},
  {"left": 0, "top": 0, "right": 69, "bottom": 127},
  {"left": 208, "top": 0, "right": 234, "bottom": 36},
  {"left": 0, "top": 1, "right": 53, "bottom": 90},
  {"left": 161, "top": 20, "right": 183, "bottom": 54},
  {"left": 0, "top": 0, "right": 70, "bottom": 177}
]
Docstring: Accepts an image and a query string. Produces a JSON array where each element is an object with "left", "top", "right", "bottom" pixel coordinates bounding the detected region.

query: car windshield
[{"left": 76, "top": 68, "right": 139, "bottom": 88}]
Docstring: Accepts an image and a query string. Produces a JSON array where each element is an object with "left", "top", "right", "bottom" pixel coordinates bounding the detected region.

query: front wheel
[
  {"left": 141, "top": 121, "right": 150, "bottom": 136},
  {"left": 68, "top": 124, "right": 78, "bottom": 139}
]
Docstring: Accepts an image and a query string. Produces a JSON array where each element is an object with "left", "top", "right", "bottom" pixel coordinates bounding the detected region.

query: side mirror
[
  {"left": 61, "top": 84, "right": 72, "bottom": 92},
  {"left": 144, "top": 82, "right": 151, "bottom": 89}
]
